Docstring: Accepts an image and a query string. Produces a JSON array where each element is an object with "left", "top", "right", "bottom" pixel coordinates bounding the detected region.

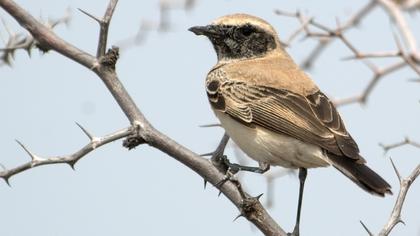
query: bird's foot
[
  {"left": 215, "top": 164, "right": 249, "bottom": 198},
  {"left": 221, "top": 155, "right": 270, "bottom": 174}
]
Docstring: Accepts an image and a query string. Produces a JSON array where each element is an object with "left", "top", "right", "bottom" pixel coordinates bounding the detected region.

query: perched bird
[{"left": 189, "top": 14, "right": 392, "bottom": 235}]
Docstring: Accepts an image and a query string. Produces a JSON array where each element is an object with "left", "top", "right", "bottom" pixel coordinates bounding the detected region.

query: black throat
[{"left": 209, "top": 24, "right": 277, "bottom": 60}]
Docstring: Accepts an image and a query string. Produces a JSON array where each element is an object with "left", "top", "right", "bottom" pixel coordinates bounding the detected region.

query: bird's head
[{"left": 189, "top": 14, "right": 281, "bottom": 62}]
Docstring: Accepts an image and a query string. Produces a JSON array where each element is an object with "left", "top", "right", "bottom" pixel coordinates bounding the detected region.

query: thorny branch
[
  {"left": 78, "top": 0, "right": 118, "bottom": 58},
  {"left": 0, "top": 8, "right": 71, "bottom": 66},
  {"left": 1, "top": 0, "right": 419, "bottom": 235},
  {"left": 360, "top": 160, "right": 420, "bottom": 236},
  {"left": 0, "top": 0, "right": 285, "bottom": 235},
  {"left": 378, "top": 161, "right": 420, "bottom": 236},
  {"left": 0, "top": 125, "right": 133, "bottom": 185},
  {"left": 358, "top": 138, "right": 420, "bottom": 235},
  {"left": 275, "top": 1, "right": 420, "bottom": 107},
  {"left": 379, "top": 137, "right": 420, "bottom": 154},
  {"left": 277, "top": 1, "right": 378, "bottom": 69}
]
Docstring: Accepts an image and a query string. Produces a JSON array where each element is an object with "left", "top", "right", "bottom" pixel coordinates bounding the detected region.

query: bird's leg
[
  {"left": 288, "top": 168, "right": 308, "bottom": 236},
  {"left": 205, "top": 133, "right": 268, "bottom": 199},
  {"left": 210, "top": 132, "right": 230, "bottom": 168},
  {"left": 201, "top": 133, "right": 230, "bottom": 189}
]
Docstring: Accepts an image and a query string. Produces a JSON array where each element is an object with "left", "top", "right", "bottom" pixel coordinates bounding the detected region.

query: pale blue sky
[{"left": 1, "top": 0, "right": 419, "bottom": 235}]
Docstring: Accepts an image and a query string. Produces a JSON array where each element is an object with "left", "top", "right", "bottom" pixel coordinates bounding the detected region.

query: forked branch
[{"left": 0, "top": 0, "right": 285, "bottom": 235}]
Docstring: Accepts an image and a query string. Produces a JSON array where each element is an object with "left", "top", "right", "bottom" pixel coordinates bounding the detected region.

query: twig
[
  {"left": 342, "top": 51, "right": 402, "bottom": 60},
  {"left": 376, "top": 0, "right": 418, "bottom": 54},
  {"left": 378, "top": 160, "right": 420, "bottom": 236},
  {"left": 333, "top": 61, "right": 407, "bottom": 106},
  {"left": 275, "top": 4, "right": 420, "bottom": 107},
  {"left": 275, "top": 1, "right": 378, "bottom": 69},
  {"left": 0, "top": 8, "right": 71, "bottom": 65},
  {"left": 79, "top": 0, "right": 118, "bottom": 58},
  {"left": 0, "top": 125, "right": 132, "bottom": 185},
  {"left": 280, "top": 9, "right": 410, "bottom": 107},
  {"left": 379, "top": 137, "right": 420, "bottom": 154}
]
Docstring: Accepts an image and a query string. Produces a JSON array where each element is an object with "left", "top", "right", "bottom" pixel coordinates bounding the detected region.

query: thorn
[
  {"left": 203, "top": 179, "right": 207, "bottom": 189},
  {"left": 218, "top": 189, "right": 222, "bottom": 197},
  {"left": 2, "top": 176, "right": 11, "bottom": 187},
  {"left": 255, "top": 193, "right": 264, "bottom": 201},
  {"left": 25, "top": 46, "right": 32, "bottom": 57},
  {"left": 67, "top": 161, "right": 76, "bottom": 170},
  {"left": 359, "top": 220, "right": 373, "bottom": 236},
  {"left": 5, "top": 178, "right": 11, "bottom": 187},
  {"left": 75, "top": 122, "right": 94, "bottom": 140},
  {"left": 397, "top": 219, "right": 406, "bottom": 226},
  {"left": 15, "top": 139, "right": 39, "bottom": 162},
  {"left": 200, "top": 152, "right": 213, "bottom": 157},
  {"left": 233, "top": 213, "right": 244, "bottom": 222},
  {"left": 78, "top": 8, "right": 102, "bottom": 24},
  {"left": 199, "top": 123, "right": 221, "bottom": 128},
  {"left": 390, "top": 157, "right": 402, "bottom": 183}
]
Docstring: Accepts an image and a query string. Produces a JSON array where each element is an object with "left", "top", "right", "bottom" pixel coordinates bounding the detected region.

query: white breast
[{"left": 214, "top": 110, "right": 330, "bottom": 169}]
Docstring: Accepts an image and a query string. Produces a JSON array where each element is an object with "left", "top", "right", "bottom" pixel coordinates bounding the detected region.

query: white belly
[{"left": 215, "top": 111, "right": 330, "bottom": 169}]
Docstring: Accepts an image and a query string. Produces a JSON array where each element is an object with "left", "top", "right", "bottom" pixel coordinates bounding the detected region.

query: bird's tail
[{"left": 327, "top": 153, "right": 392, "bottom": 196}]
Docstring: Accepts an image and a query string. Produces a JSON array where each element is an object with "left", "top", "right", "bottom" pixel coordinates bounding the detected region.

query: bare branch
[
  {"left": 0, "top": 1, "right": 286, "bottom": 235},
  {"left": 276, "top": 1, "right": 378, "bottom": 69},
  {"left": 0, "top": 126, "right": 133, "bottom": 183},
  {"left": 78, "top": 0, "right": 118, "bottom": 57},
  {"left": 376, "top": 0, "right": 419, "bottom": 54},
  {"left": 333, "top": 60, "right": 406, "bottom": 107},
  {"left": 275, "top": 5, "right": 420, "bottom": 107},
  {"left": 379, "top": 137, "right": 420, "bottom": 154},
  {"left": 378, "top": 162, "right": 420, "bottom": 236},
  {"left": 98, "top": 0, "right": 118, "bottom": 57},
  {"left": 0, "top": 9, "right": 71, "bottom": 65},
  {"left": 342, "top": 51, "right": 402, "bottom": 60}
]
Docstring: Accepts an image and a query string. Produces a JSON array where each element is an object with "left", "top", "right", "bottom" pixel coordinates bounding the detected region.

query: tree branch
[
  {"left": 0, "top": 0, "right": 286, "bottom": 235},
  {"left": 376, "top": 0, "right": 419, "bottom": 55},
  {"left": 378, "top": 161, "right": 420, "bottom": 236},
  {"left": 79, "top": 0, "right": 118, "bottom": 57},
  {"left": 275, "top": 1, "right": 378, "bottom": 69},
  {"left": 379, "top": 137, "right": 420, "bottom": 154},
  {"left": 275, "top": 8, "right": 419, "bottom": 107},
  {"left": 0, "top": 125, "right": 133, "bottom": 185},
  {"left": 0, "top": 8, "right": 71, "bottom": 65}
]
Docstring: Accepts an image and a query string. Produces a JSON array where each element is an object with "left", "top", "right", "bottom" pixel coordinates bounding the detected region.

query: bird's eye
[{"left": 239, "top": 25, "right": 254, "bottom": 37}]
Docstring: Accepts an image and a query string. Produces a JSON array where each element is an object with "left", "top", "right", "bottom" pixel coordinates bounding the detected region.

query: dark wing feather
[{"left": 207, "top": 80, "right": 364, "bottom": 162}]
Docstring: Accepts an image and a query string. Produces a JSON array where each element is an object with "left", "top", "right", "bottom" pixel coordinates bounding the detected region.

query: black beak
[{"left": 188, "top": 25, "right": 219, "bottom": 37}]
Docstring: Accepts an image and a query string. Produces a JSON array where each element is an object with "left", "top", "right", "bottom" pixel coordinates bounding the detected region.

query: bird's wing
[{"left": 207, "top": 80, "right": 364, "bottom": 162}]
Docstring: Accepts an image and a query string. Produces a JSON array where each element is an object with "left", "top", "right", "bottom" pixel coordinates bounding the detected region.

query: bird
[{"left": 189, "top": 13, "right": 392, "bottom": 235}]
